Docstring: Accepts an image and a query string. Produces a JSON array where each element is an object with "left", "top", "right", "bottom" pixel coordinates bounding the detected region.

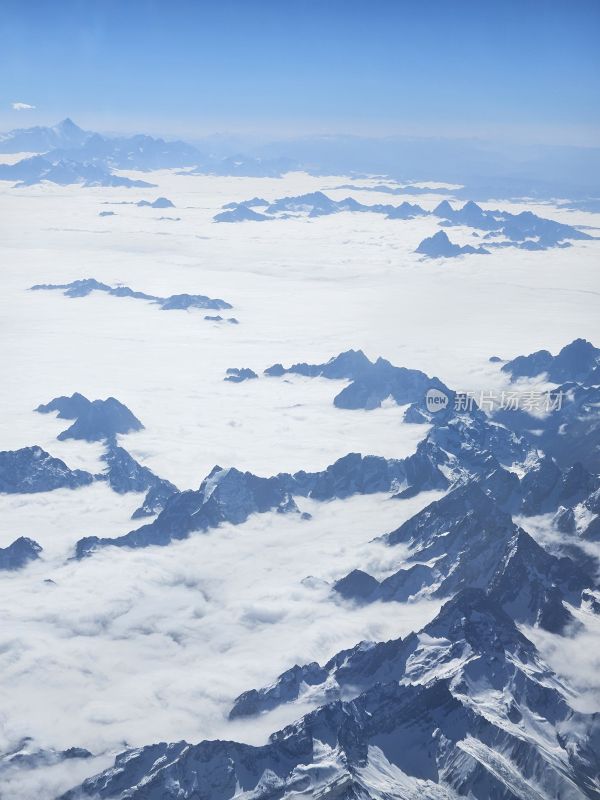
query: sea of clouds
[{"left": 1, "top": 164, "right": 599, "bottom": 797}]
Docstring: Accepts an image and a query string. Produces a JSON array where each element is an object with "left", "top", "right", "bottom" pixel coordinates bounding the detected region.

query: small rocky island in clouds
[
  {"left": 31, "top": 278, "right": 233, "bottom": 314},
  {"left": 215, "top": 192, "right": 593, "bottom": 255}
]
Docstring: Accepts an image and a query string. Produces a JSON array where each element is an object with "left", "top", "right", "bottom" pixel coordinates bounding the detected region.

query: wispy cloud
[{"left": 11, "top": 102, "right": 36, "bottom": 111}]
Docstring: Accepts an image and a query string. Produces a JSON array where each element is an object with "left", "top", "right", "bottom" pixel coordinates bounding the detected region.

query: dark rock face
[
  {"left": 0, "top": 737, "right": 92, "bottom": 776},
  {"left": 496, "top": 382, "right": 600, "bottom": 473},
  {"left": 264, "top": 349, "right": 450, "bottom": 411},
  {"left": 0, "top": 447, "right": 94, "bottom": 493},
  {"left": 0, "top": 537, "right": 42, "bottom": 570},
  {"left": 416, "top": 229, "right": 489, "bottom": 258},
  {"left": 131, "top": 481, "right": 180, "bottom": 520},
  {"left": 37, "top": 393, "right": 143, "bottom": 442},
  {"left": 74, "top": 451, "right": 417, "bottom": 557},
  {"left": 520, "top": 456, "right": 599, "bottom": 516},
  {"left": 284, "top": 452, "right": 408, "bottom": 501},
  {"left": 329, "top": 485, "right": 591, "bottom": 631},
  {"left": 75, "top": 466, "right": 300, "bottom": 557},
  {"left": 100, "top": 443, "right": 178, "bottom": 518},
  {"left": 36, "top": 391, "right": 91, "bottom": 420},
  {"left": 501, "top": 338, "right": 600, "bottom": 383},
  {"left": 72, "top": 400, "right": 536, "bottom": 558},
  {"left": 229, "top": 588, "right": 583, "bottom": 726},
  {"left": 333, "top": 569, "right": 381, "bottom": 601},
  {"left": 434, "top": 200, "right": 592, "bottom": 248},
  {"left": 30, "top": 279, "right": 232, "bottom": 312},
  {"left": 224, "top": 367, "right": 259, "bottom": 382},
  {"left": 68, "top": 591, "right": 600, "bottom": 800},
  {"left": 334, "top": 563, "right": 434, "bottom": 604}
]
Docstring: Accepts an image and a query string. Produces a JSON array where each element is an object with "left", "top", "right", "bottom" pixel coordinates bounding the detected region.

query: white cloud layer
[
  {"left": 0, "top": 168, "right": 599, "bottom": 798},
  {"left": 11, "top": 102, "right": 35, "bottom": 111}
]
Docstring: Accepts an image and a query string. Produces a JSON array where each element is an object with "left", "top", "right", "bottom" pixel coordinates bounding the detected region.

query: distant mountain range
[
  {"left": 31, "top": 278, "right": 233, "bottom": 315},
  {"left": 0, "top": 118, "right": 300, "bottom": 186},
  {"left": 215, "top": 192, "right": 594, "bottom": 254},
  {"left": 0, "top": 154, "right": 155, "bottom": 188},
  {"left": 1, "top": 119, "right": 600, "bottom": 200},
  {"left": 0, "top": 117, "right": 88, "bottom": 153}
]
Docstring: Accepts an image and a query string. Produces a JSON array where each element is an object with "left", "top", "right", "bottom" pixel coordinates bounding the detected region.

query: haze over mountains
[{"left": 1, "top": 118, "right": 600, "bottom": 202}]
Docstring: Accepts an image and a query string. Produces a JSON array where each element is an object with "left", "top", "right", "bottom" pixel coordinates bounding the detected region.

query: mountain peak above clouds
[{"left": 0, "top": 118, "right": 88, "bottom": 153}]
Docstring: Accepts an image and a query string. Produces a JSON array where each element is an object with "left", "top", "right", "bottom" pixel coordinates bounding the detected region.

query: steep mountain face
[
  {"left": 0, "top": 537, "right": 42, "bottom": 570},
  {"left": 0, "top": 447, "right": 94, "bottom": 493},
  {"left": 495, "top": 382, "right": 600, "bottom": 473},
  {"left": 519, "top": 455, "right": 600, "bottom": 530},
  {"left": 75, "top": 465, "right": 301, "bottom": 557},
  {"left": 415, "top": 230, "right": 489, "bottom": 258},
  {"left": 232, "top": 589, "right": 574, "bottom": 720},
  {"left": 264, "top": 349, "right": 450, "bottom": 411},
  {"left": 71, "top": 398, "right": 535, "bottom": 558},
  {"left": 100, "top": 443, "right": 178, "bottom": 518},
  {"left": 64, "top": 592, "right": 600, "bottom": 800},
  {"left": 392, "top": 406, "right": 529, "bottom": 504},
  {"left": 37, "top": 393, "right": 143, "bottom": 443},
  {"left": 501, "top": 338, "right": 600, "bottom": 383},
  {"left": 332, "top": 485, "right": 592, "bottom": 630}
]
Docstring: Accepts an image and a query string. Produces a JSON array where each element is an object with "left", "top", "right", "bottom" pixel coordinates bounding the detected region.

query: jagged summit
[
  {"left": 433, "top": 199, "right": 454, "bottom": 216},
  {"left": 36, "top": 393, "right": 143, "bottom": 442},
  {"left": 54, "top": 117, "right": 83, "bottom": 134},
  {"left": 0, "top": 537, "right": 42, "bottom": 571},
  {"left": 334, "top": 483, "right": 593, "bottom": 630},
  {"left": 0, "top": 446, "right": 94, "bottom": 493},
  {"left": 423, "top": 587, "right": 532, "bottom": 651},
  {"left": 416, "top": 229, "right": 489, "bottom": 258},
  {"left": 264, "top": 349, "right": 449, "bottom": 411},
  {"left": 501, "top": 337, "right": 600, "bottom": 383}
]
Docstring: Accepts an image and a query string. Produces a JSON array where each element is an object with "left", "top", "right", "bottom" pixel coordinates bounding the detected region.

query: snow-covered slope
[{"left": 63, "top": 591, "right": 600, "bottom": 800}]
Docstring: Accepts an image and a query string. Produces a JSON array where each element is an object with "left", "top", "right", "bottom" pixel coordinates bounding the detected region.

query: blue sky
[{"left": 1, "top": 0, "right": 599, "bottom": 143}]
